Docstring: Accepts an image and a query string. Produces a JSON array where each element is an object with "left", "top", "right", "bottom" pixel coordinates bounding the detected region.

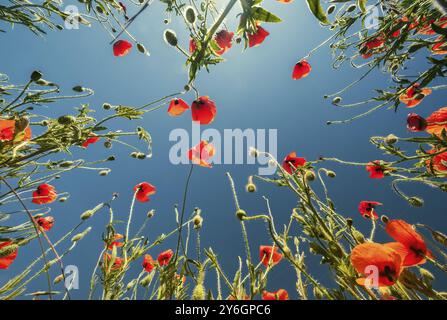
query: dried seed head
[{"left": 164, "top": 29, "right": 178, "bottom": 46}]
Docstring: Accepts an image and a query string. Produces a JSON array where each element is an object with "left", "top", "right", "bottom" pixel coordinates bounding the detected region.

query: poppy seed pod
[
  {"left": 147, "top": 209, "right": 155, "bottom": 218},
  {"left": 137, "top": 43, "right": 149, "bottom": 55},
  {"left": 164, "top": 29, "right": 178, "bottom": 46},
  {"left": 185, "top": 6, "right": 196, "bottom": 24},
  {"left": 246, "top": 183, "right": 256, "bottom": 193},
  {"left": 236, "top": 209, "right": 247, "bottom": 220},
  {"left": 408, "top": 196, "right": 424, "bottom": 207},
  {"left": 347, "top": 4, "right": 356, "bottom": 12},
  {"left": 352, "top": 230, "right": 365, "bottom": 243},
  {"left": 71, "top": 227, "right": 92, "bottom": 242},
  {"left": 104, "top": 141, "right": 112, "bottom": 149},
  {"left": 193, "top": 215, "right": 203, "bottom": 229},
  {"left": 381, "top": 215, "right": 389, "bottom": 224},
  {"left": 30, "top": 70, "right": 42, "bottom": 82},
  {"left": 80, "top": 210, "right": 94, "bottom": 220},
  {"left": 107, "top": 155, "right": 116, "bottom": 161}
]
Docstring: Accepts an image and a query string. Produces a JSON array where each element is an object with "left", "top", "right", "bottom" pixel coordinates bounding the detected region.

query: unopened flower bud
[
  {"left": 30, "top": 70, "right": 43, "bottom": 82},
  {"left": 419, "top": 268, "right": 434, "bottom": 282},
  {"left": 107, "top": 155, "right": 116, "bottom": 161},
  {"left": 305, "top": 171, "right": 316, "bottom": 182},
  {"left": 327, "top": 5, "right": 336, "bottom": 15},
  {"left": 164, "top": 29, "right": 178, "bottom": 46},
  {"left": 99, "top": 169, "right": 110, "bottom": 176},
  {"left": 249, "top": 147, "right": 259, "bottom": 158},
  {"left": 137, "top": 152, "right": 146, "bottom": 159},
  {"left": 236, "top": 209, "right": 247, "bottom": 220},
  {"left": 147, "top": 209, "right": 155, "bottom": 218},
  {"left": 59, "top": 161, "right": 74, "bottom": 168},
  {"left": 103, "top": 103, "right": 112, "bottom": 110},
  {"left": 332, "top": 96, "right": 342, "bottom": 105},
  {"left": 185, "top": 6, "right": 196, "bottom": 24},
  {"left": 53, "top": 274, "right": 64, "bottom": 284},
  {"left": 326, "top": 170, "right": 336, "bottom": 178},
  {"left": 346, "top": 218, "right": 353, "bottom": 228},
  {"left": 104, "top": 141, "right": 112, "bottom": 149},
  {"left": 193, "top": 215, "right": 203, "bottom": 229},
  {"left": 59, "top": 197, "right": 68, "bottom": 203},
  {"left": 385, "top": 134, "right": 398, "bottom": 145},
  {"left": 352, "top": 230, "right": 365, "bottom": 243},
  {"left": 381, "top": 215, "right": 389, "bottom": 224},
  {"left": 137, "top": 43, "right": 149, "bottom": 55},
  {"left": 72, "top": 85, "right": 84, "bottom": 93},
  {"left": 347, "top": 4, "right": 356, "bottom": 12},
  {"left": 80, "top": 210, "right": 94, "bottom": 220},
  {"left": 313, "top": 286, "right": 325, "bottom": 299},
  {"left": 57, "top": 115, "right": 76, "bottom": 125},
  {"left": 246, "top": 183, "right": 256, "bottom": 193},
  {"left": 130, "top": 151, "right": 138, "bottom": 158},
  {"left": 71, "top": 227, "right": 91, "bottom": 242},
  {"left": 408, "top": 197, "right": 424, "bottom": 207}
]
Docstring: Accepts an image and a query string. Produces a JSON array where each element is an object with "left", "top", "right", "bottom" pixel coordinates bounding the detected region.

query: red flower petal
[
  {"left": 292, "top": 60, "right": 312, "bottom": 80},
  {"left": 113, "top": 40, "right": 133, "bottom": 57},
  {"left": 248, "top": 25, "right": 269, "bottom": 48},
  {"left": 157, "top": 249, "right": 173, "bottom": 266},
  {"left": 168, "top": 98, "right": 190, "bottom": 116},
  {"left": 191, "top": 96, "right": 217, "bottom": 125},
  {"left": 133, "top": 182, "right": 156, "bottom": 202}
]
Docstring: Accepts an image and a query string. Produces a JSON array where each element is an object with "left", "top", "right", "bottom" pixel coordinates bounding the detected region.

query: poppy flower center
[{"left": 381, "top": 265, "right": 397, "bottom": 282}]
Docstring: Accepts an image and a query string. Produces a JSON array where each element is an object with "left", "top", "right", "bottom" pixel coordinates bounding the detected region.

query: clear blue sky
[{"left": 1, "top": 2, "right": 446, "bottom": 299}]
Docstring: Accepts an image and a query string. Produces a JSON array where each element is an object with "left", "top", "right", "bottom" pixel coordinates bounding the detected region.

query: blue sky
[{"left": 1, "top": 1, "right": 446, "bottom": 299}]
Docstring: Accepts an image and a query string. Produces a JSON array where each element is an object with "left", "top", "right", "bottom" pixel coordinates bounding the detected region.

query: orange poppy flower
[
  {"left": 292, "top": 60, "right": 312, "bottom": 80},
  {"left": 431, "top": 37, "right": 447, "bottom": 55},
  {"left": 157, "top": 249, "right": 173, "bottom": 266},
  {"left": 259, "top": 245, "right": 283, "bottom": 267},
  {"left": 366, "top": 160, "right": 386, "bottom": 179},
  {"left": 425, "top": 107, "right": 447, "bottom": 136},
  {"left": 385, "top": 220, "right": 432, "bottom": 266},
  {"left": 360, "top": 38, "right": 385, "bottom": 59},
  {"left": 142, "top": 254, "right": 155, "bottom": 273},
  {"left": 358, "top": 201, "right": 382, "bottom": 220},
  {"left": 0, "top": 241, "right": 18, "bottom": 270},
  {"left": 191, "top": 96, "right": 217, "bottom": 125},
  {"left": 350, "top": 242, "right": 403, "bottom": 287},
  {"left": 399, "top": 83, "right": 432, "bottom": 108},
  {"left": 103, "top": 253, "right": 124, "bottom": 270},
  {"left": 282, "top": 152, "right": 306, "bottom": 174},
  {"left": 113, "top": 40, "right": 132, "bottom": 57},
  {"left": 107, "top": 234, "right": 124, "bottom": 250},
  {"left": 248, "top": 25, "right": 269, "bottom": 48},
  {"left": 82, "top": 134, "right": 100, "bottom": 148},
  {"left": 0, "top": 119, "right": 32, "bottom": 142},
  {"left": 168, "top": 98, "right": 190, "bottom": 116},
  {"left": 133, "top": 182, "right": 156, "bottom": 202},
  {"left": 407, "top": 113, "right": 427, "bottom": 132},
  {"left": 36, "top": 216, "right": 55, "bottom": 231},
  {"left": 425, "top": 149, "right": 447, "bottom": 176},
  {"left": 262, "top": 289, "right": 289, "bottom": 300},
  {"left": 32, "top": 184, "right": 57, "bottom": 205},
  {"left": 188, "top": 140, "right": 215, "bottom": 168},
  {"left": 189, "top": 38, "right": 197, "bottom": 53},
  {"left": 215, "top": 30, "right": 234, "bottom": 55}
]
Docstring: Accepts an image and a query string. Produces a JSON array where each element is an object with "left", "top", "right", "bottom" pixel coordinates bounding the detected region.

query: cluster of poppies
[
  {"left": 168, "top": 96, "right": 217, "bottom": 125},
  {"left": 0, "top": 119, "right": 32, "bottom": 142},
  {"left": 351, "top": 219, "right": 432, "bottom": 288}
]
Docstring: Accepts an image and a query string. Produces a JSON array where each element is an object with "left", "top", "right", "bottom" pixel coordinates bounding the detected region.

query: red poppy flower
[
  {"left": 350, "top": 242, "right": 403, "bottom": 287},
  {"left": 418, "top": 17, "right": 447, "bottom": 35},
  {"left": 189, "top": 38, "right": 197, "bottom": 54},
  {"left": 0, "top": 119, "right": 32, "bottom": 142},
  {"left": 358, "top": 201, "right": 382, "bottom": 220},
  {"left": 133, "top": 182, "right": 156, "bottom": 202},
  {"left": 366, "top": 160, "right": 386, "bottom": 179},
  {"left": 0, "top": 241, "right": 18, "bottom": 270},
  {"left": 191, "top": 96, "right": 217, "bottom": 125},
  {"left": 113, "top": 40, "right": 132, "bottom": 57},
  {"left": 385, "top": 220, "right": 432, "bottom": 266},
  {"left": 32, "top": 184, "right": 57, "bottom": 205},
  {"left": 188, "top": 140, "right": 215, "bottom": 168},
  {"left": 292, "top": 60, "right": 312, "bottom": 80},
  {"left": 157, "top": 249, "right": 173, "bottom": 266},
  {"left": 82, "top": 134, "right": 100, "bottom": 148},
  {"left": 168, "top": 98, "right": 190, "bottom": 116},
  {"left": 282, "top": 152, "right": 306, "bottom": 174},
  {"left": 107, "top": 234, "right": 124, "bottom": 250},
  {"left": 215, "top": 30, "right": 234, "bottom": 55},
  {"left": 103, "top": 253, "right": 124, "bottom": 270},
  {"left": 407, "top": 113, "right": 427, "bottom": 132},
  {"left": 426, "top": 149, "right": 447, "bottom": 176},
  {"left": 360, "top": 38, "right": 385, "bottom": 59},
  {"left": 248, "top": 25, "right": 270, "bottom": 48},
  {"left": 426, "top": 107, "right": 447, "bottom": 136},
  {"left": 259, "top": 245, "right": 283, "bottom": 267},
  {"left": 399, "top": 83, "right": 432, "bottom": 108},
  {"left": 262, "top": 289, "right": 289, "bottom": 300},
  {"left": 36, "top": 216, "right": 55, "bottom": 231},
  {"left": 431, "top": 37, "right": 447, "bottom": 55},
  {"left": 142, "top": 254, "right": 155, "bottom": 273}
]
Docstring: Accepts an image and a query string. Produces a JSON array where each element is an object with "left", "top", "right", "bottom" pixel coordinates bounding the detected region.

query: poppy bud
[
  {"left": 126, "top": 279, "right": 137, "bottom": 290},
  {"left": 313, "top": 286, "right": 325, "bottom": 299},
  {"left": 184, "top": 84, "right": 191, "bottom": 91},
  {"left": 385, "top": 134, "right": 398, "bottom": 145},
  {"left": 59, "top": 197, "right": 68, "bottom": 202},
  {"left": 193, "top": 215, "right": 203, "bottom": 229},
  {"left": 130, "top": 151, "right": 138, "bottom": 158},
  {"left": 332, "top": 96, "right": 342, "bottom": 105},
  {"left": 327, "top": 5, "right": 336, "bottom": 15},
  {"left": 249, "top": 147, "right": 259, "bottom": 158},
  {"left": 137, "top": 152, "right": 146, "bottom": 159},
  {"left": 137, "top": 43, "right": 149, "bottom": 55},
  {"left": 236, "top": 209, "right": 247, "bottom": 220},
  {"left": 72, "top": 85, "right": 84, "bottom": 93},
  {"left": 246, "top": 183, "right": 256, "bottom": 193},
  {"left": 107, "top": 155, "right": 116, "bottom": 161},
  {"left": 163, "top": 19, "right": 169, "bottom": 24},
  {"left": 80, "top": 210, "right": 94, "bottom": 220},
  {"left": 35, "top": 79, "right": 56, "bottom": 86},
  {"left": 305, "top": 171, "right": 316, "bottom": 182},
  {"left": 347, "top": 4, "right": 356, "bottom": 12},
  {"left": 57, "top": 115, "right": 76, "bottom": 125},
  {"left": 71, "top": 227, "right": 92, "bottom": 242},
  {"left": 326, "top": 170, "right": 336, "bottom": 178},
  {"left": 103, "top": 103, "right": 112, "bottom": 110},
  {"left": 431, "top": 230, "right": 447, "bottom": 246},
  {"left": 104, "top": 141, "right": 112, "bottom": 149},
  {"left": 408, "top": 196, "right": 424, "bottom": 207},
  {"left": 346, "top": 218, "right": 353, "bottom": 228},
  {"left": 99, "top": 169, "right": 110, "bottom": 176},
  {"left": 419, "top": 268, "right": 435, "bottom": 283},
  {"left": 53, "top": 274, "right": 64, "bottom": 284},
  {"left": 352, "top": 230, "right": 365, "bottom": 243},
  {"left": 164, "top": 29, "right": 178, "bottom": 46},
  {"left": 41, "top": 120, "right": 49, "bottom": 126},
  {"left": 185, "top": 6, "right": 196, "bottom": 24},
  {"left": 381, "top": 215, "right": 389, "bottom": 224},
  {"left": 30, "top": 70, "right": 42, "bottom": 82},
  {"left": 59, "top": 161, "right": 74, "bottom": 168},
  {"left": 140, "top": 274, "right": 152, "bottom": 287},
  {"left": 147, "top": 209, "right": 155, "bottom": 218}
]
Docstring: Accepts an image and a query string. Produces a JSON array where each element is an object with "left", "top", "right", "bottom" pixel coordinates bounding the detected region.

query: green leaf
[
  {"left": 357, "top": 0, "right": 367, "bottom": 13},
  {"left": 431, "top": 22, "right": 447, "bottom": 36},
  {"left": 115, "top": 106, "right": 144, "bottom": 120},
  {"left": 306, "top": 0, "right": 330, "bottom": 25},
  {"left": 251, "top": 7, "right": 282, "bottom": 23}
]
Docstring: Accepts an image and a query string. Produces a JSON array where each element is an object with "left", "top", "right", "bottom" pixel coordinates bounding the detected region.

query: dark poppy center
[{"left": 381, "top": 265, "right": 397, "bottom": 282}]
